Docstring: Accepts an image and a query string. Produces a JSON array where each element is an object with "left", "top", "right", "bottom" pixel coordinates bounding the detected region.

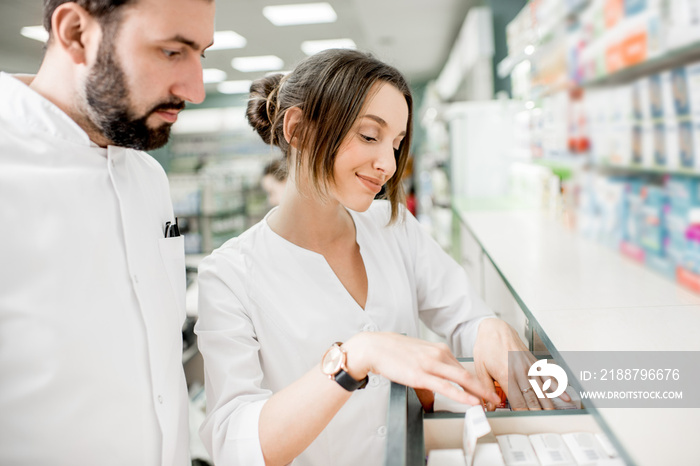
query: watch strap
[{"left": 334, "top": 368, "right": 369, "bottom": 391}]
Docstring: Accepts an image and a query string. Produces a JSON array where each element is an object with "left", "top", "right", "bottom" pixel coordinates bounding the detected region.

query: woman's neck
[{"left": 267, "top": 183, "right": 356, "bottom": 252}]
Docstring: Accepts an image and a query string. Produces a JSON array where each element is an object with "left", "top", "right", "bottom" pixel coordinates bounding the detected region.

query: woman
[
  {"left": 195, "top": 49, "right": 557, "bottom": 466},
  {"left": 261, "top": 158, "right": 287, "bottom": 207}
]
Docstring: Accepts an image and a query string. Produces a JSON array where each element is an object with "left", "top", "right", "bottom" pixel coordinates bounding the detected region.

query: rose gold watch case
[{"left": 321, "top": 342, "right": 346, "bottom": 379}]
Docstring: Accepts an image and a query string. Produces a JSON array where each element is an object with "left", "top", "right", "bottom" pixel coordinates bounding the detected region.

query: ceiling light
[
  {"left": 209, "top": 30, "right": 247, "bottom": 50},
  {"left": 231, "top": 55, "right": 284, "bottom": 73},
  {"left": 301, "top": 38, "right": 356, "bottom": 56},
  {"left": 20, "top": 26, "right": 48, "bottom": 43},
  {"left": 203, "top": 68, "right": 227, "bottom": 84},
  {"left": 262, "top": 2, "right": 337, "bottom": 26},
  {"left": 217, "top": 80, "right": 253, "bottom": 94}
]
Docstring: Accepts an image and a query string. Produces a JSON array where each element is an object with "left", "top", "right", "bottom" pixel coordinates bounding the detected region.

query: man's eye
[{"left": 163, "top": 50, "right": 180, "bottom": 58}]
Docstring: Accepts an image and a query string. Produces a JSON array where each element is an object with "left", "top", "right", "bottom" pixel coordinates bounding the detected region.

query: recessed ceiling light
[
  {"left": 209, "top": 30, "right": 247, "bottom": 51},
  {"left": 301, "top": 38, "right": 356, "bottom": 56},
  {"left": 217, "top": 80, "right": 253, "bottom": 94},
  {"left": 20, "top": 26, "right": 48, "bottom": 43},
  {"left": 231, "top": 55, "right": 284, "bottom": 73},
  {"left": 262, "top": 2, "right": 337, "bottom": 26},
  {"left": 203, "top": 68, "right": 227, "bottom": 84}
]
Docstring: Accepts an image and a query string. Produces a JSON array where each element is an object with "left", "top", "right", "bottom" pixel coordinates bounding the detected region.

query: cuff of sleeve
[{"left": 210, "top": 398, "right": 268, "bottom": 466}]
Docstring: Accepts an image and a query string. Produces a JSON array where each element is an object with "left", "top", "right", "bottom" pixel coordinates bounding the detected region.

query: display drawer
[{"left": 384, "top": 360, "right": 626, "bottom": 466}]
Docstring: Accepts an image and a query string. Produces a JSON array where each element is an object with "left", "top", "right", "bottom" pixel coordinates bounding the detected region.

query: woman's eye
[{"left": 361, "top": 134, "right": 377, "bottom": 142}]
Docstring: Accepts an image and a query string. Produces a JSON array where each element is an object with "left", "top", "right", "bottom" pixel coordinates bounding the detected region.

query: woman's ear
[
  {"left": 283, "top": 107, "right": 303, "bottom": 148},
  {"left": 50, "top": 3, "right": 97, "bottom": 65}
]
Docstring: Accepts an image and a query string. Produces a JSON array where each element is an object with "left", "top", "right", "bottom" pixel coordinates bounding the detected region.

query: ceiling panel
[{"left": 0, "top": 0, "right": 474, "bottom": 90}]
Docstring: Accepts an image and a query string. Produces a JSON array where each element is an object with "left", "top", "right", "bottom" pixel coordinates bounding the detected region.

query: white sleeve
[
  {"left": 195, "top": 252, "right": 269, "bottom": 466},
  {"left": 403, "top": 212, "right": 496, "bottom": 357}
]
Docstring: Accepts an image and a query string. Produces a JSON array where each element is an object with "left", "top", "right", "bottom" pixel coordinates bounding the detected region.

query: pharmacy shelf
[
  {"left": 497, "top": 1, "right": 590, "bottom": 79},
  {"left": 582, "top": 40, "right": 700, "bottom": 88},
  {"left": 593, "top": 161, "right": 700, "bottom": 178},
  {"left": 453, "top": 203, "right": 700, "bottom": 465}
]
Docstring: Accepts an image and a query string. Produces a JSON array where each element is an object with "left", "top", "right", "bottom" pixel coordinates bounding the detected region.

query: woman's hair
[{"left": 246, "top": 49, "right": 413, "bottom": 223}]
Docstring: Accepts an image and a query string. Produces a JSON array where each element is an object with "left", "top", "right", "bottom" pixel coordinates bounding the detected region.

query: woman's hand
[
  {"left": 342, "top": 332, "right": 500, "bottom": 407},
  {"left": 473, "top": 318, "right": 571, "bottom": 410}
]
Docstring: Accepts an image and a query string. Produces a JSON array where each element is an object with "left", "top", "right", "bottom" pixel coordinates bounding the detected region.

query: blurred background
[
  {"left": 4, "top": 2, "right": 700, "bottom": 463},
  {"left": 3, "top": 0, "right": 700, "bottom": 301}
]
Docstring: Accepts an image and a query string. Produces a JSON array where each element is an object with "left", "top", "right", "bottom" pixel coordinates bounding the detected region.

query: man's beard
[{"left": 84, "top": 36, "right": 185, "bottom": 151}]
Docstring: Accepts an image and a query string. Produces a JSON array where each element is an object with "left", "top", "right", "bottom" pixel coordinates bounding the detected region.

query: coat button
[
  {"left": 377, "top": 425, "right": 387, "bottom": 437},
  {"left": 157, "top": 395, "right": 163, "bottom": 404}
]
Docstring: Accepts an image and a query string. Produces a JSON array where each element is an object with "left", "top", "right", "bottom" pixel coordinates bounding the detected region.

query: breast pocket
[{"left": 158, "top": 236, "right": 186, "bottom": 323}]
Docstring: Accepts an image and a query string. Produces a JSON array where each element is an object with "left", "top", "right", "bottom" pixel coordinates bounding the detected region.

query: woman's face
[
  {"left": 331, "top": 82, "right": 408, "bottom": 212},
  {"left": 262, "top": 174, "right": 286, "bottom": 206}
]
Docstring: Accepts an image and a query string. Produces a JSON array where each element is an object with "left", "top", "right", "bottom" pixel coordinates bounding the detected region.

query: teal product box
[
  {"left": 646, "top": 251, "right": 676, "bottom": 279},
  {"left": 666, "top": 176, "right": 700, "bottom": 213}
]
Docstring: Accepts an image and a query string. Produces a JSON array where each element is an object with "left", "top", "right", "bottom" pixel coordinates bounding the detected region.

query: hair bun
[{"left": 246, "top": 73, "right": 285, "bottom": 145}]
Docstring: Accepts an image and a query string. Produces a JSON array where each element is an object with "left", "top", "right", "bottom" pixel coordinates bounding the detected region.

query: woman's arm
[{"left": 259, "top": 331, "right": 500, "bottom": 466}]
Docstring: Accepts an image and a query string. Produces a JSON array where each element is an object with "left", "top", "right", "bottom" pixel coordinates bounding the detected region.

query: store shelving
[{"left": 582, "top": 39, "right": 700, "bottom": 87}]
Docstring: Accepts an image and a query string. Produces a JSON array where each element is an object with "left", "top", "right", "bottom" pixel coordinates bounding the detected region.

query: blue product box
[
  {"left": 672, "top": 67, "right": 691, "bottom": 117},
  {"left": 679, "top": 120, "right": 695, "bottom": 168},
  {"left": 653, "top": 122, "right": 666, "bottom": 165},
  {"left": 625, "top": 0, "right": 647, "bottom": 17},
  {"left": 649, "top": 74, "right": 664, "bottom": 119}
]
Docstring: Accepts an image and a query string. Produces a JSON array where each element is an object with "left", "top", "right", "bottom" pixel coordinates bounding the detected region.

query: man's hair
[{"left": 43, "top": 0, "right": 136, "bottom": 39}]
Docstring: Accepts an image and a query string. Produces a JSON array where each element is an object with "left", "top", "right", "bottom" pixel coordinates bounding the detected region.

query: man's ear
[
  {"left": 50, "top": 3, "right": 97, "bottom": 65},
  {"left": 283, "top": 107, "right": 303, "bottom": 149}
]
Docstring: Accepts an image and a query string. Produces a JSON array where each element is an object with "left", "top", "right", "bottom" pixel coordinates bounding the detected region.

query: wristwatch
[{"left": 321, "top": 342, "right": 369, "bottom": 391}]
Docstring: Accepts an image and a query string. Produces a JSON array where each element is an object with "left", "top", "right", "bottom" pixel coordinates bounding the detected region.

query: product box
[
  {"left": 649, "top": 73, "right": 664, "bottom": 119},
  {"left": 672, "top": 66, "right": 691, "bottom": 117},
  {"left": 462, "top": 406, "right": 505, "bottom": 466},
  {"left": 664, "top": 118, "right": 681, "bottom": 169},
  {"left": 678, "top": 119, "right": 696, "bottom": 169},
  {"left": 497, "top": 434, "right": 539, "bottom": 466},
  {"left": 529, "top": 433, "right": 576, "bottom": 466},
  {"left": 687, "top": 63, "right": 700, "bottom": 121},
  {"left": 661, "top": 70, "right": 677, "bottom": 121},
  {"left": 632, "top": 76, "right": 652, "bottom": 122},
  {"left": 652, "top": 122, "right": 666, "bottom": 166},
  {"left": 561, "top": 432, "right": 610, "bottom": 466},
  {"left": 665, "top": 0, "right": 700, "bottom": 49}
]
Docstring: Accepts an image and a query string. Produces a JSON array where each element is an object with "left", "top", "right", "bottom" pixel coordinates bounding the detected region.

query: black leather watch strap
[{"left": 334, "top": 369, "right": 369, "bottom": 392}]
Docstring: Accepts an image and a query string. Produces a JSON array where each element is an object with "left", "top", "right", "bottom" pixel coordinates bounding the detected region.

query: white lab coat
[
  {"left": 196, "top": 201, "right": 495, "bottom": 466},
  {"left": 0, "top": 72, "right": 189, "bottom": 465}
]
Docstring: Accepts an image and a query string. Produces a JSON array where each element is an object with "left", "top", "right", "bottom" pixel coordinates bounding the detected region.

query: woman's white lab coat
[{"left": 196, "top": 200, "right": 495, "bottom": 466}]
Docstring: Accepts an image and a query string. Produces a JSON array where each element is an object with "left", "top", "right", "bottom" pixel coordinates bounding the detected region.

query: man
[{"left": 0, "top": 0, "right": 214, "bottom": 464}]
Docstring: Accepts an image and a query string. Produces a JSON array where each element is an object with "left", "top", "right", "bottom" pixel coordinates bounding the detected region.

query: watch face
[{"left": 321, "top": 345, "right": 344, "bottom": 376}]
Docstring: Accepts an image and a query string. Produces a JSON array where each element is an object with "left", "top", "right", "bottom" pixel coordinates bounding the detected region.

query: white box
[
  {"left": 529, "top": 433, "right": 577, "bottom": 466},
  {"left": 497, "top": 434, "right": 539, "bottom": 466},
  {"left": 561, "top": 432, "right": 608, "bottom": 466}
]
